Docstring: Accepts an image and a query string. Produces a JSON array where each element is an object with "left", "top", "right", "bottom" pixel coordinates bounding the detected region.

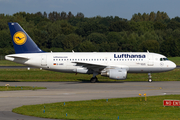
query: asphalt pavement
[{"left": 0, "top": 81, "right": 180, "bottom": 120}]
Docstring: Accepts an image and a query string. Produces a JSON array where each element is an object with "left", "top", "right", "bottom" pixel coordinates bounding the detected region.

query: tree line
[{"left": 0, "top": 11, "right": 179, "bottom": 57}]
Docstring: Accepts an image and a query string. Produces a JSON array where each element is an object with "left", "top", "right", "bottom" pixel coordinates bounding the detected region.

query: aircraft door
[
  {"left": 148, "top": 54, "right": 154, "bottom": 66},
  {"left": 41, "top": 55, "right": 47, "bottom": 66}
]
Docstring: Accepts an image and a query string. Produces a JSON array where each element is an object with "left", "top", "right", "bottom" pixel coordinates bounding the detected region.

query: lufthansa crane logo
[{"left": 13, "top": 31, "right": 27, "bottom": 45}]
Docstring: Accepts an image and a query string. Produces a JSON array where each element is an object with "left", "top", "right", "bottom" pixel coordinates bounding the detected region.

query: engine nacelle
[{"left": 101, "top": 68, "right": 127, "bottom": 80}]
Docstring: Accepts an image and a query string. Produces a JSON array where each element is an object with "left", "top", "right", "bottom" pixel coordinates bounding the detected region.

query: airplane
[{"left": 5, "top": 22, "right": 176, "bottom": 83}]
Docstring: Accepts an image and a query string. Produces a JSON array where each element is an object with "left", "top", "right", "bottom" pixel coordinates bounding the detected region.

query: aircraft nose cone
[{"left": 171, "top": 62, "right": 176, "bottom": 70}]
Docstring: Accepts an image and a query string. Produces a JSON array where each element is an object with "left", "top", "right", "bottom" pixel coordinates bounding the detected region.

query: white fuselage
[{"left": 5, "top": 52, "right": 176, "bottom": 74}]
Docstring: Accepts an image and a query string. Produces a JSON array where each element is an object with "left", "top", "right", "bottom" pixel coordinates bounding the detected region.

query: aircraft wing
[
  {"left": 73, "top": 61, "right": 129, "bottom": 73},
  {"left": 73, "top": 62, "right": 107, "bottom": 72}
]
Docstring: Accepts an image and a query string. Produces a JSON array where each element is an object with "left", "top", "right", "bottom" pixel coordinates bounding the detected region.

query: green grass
[
  {"left": 0, "top": 60, "right": 24, "bottom": 66},
  {"left": 0, "top": 86, "right": 46, "bottom": 91},
  {"left": 12, "top": 95, "right": 180, "bottom": 120},
  {"left": 0, "top": 69, "right": 91, "bottom": 82},
  {"left": 0, "top": 68, "right": 179, "bottom": 82}
]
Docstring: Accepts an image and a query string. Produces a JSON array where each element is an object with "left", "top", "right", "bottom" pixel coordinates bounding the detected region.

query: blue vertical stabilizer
[{"left": 8, "top": 22, "right": 44, "bottom": 53}]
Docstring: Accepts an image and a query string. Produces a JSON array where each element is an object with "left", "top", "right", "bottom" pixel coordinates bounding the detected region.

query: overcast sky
[{"left": 0, "top": 0, "right": 180, "bottom": 20}]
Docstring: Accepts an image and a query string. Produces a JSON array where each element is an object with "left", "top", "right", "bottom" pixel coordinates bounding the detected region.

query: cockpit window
[{"left": 160, "top": 58, "right": 169, "bottom": 61}]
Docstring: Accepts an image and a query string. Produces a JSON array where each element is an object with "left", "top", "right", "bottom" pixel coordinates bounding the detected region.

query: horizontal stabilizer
[{"left": 5, "top": 55, "right": 30, "bottom": 60}]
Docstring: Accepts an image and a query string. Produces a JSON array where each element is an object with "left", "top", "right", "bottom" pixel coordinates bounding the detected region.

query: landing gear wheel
[
  {"left": 90, "top": 77, "right": 98, "bottom": 83},
  {"left": 148, "top": 78, "right": 152, "bottom": 82},
  {"left": 148, "top": 73, "right": 152, "bottom": 83}
]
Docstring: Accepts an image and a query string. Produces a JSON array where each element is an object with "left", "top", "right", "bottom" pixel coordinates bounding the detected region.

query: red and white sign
[{"left": 163, "top": 100, "right": 180, "bottom": 106}]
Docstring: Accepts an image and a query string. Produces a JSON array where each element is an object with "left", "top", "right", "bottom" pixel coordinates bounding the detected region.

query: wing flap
[{"left": 73, "top": 62, "right": 107, "bottom": 72}]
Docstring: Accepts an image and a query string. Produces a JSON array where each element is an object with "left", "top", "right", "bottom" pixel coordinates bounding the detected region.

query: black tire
[{"left": 90, "top": 77, "right": 97, "bottom": 83}]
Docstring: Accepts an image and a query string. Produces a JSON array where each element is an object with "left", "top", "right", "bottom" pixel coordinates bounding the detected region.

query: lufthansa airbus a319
[{"left": 5, "top": 23, "right": 176, "bottom": 83}]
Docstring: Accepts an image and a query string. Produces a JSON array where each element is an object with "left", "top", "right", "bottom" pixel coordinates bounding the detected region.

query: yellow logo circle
[{"left": 13, "top": 31, "right": 27, "bottom": 45}]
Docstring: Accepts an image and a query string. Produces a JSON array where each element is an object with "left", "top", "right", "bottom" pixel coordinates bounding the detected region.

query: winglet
[{"left": 8, "top": 22, "right": 44, "bottom": 54}]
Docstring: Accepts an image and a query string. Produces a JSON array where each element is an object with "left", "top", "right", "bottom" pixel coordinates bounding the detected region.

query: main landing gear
[
  {"left": 90, "top": 76, "right": 98, "bottom": 83},
  {"left": 148, "top": 73, "right": 152, "bottom": 82},
  {"left": 90, "top": 72, "right": 99, "bottom": 83}
]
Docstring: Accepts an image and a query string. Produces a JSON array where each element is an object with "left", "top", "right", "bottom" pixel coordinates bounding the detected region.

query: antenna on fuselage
[
  {"left": 72, "top": 50, "right": 74, "bottom": 53},
  {"left": 147, "top": 50, "right": 149, "bottom": 53}
]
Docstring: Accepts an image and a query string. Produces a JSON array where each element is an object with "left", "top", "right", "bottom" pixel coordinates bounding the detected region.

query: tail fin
[{"left": 8, "top": 22, "right": 44, "bottom": 54}]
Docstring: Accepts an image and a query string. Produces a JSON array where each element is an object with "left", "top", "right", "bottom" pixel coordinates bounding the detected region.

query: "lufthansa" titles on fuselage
[{"left": 114, "top": 54, "right": 146, "bottom": 58}]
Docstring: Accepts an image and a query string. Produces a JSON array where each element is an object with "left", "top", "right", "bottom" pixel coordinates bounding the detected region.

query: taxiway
[{"left": 0, "top": 81, "right": 180, "bottom": 120}]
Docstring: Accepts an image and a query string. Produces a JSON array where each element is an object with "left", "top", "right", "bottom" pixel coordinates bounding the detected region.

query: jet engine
[{"left": 101, "top": 68, "right": 127, "bottom": 80}]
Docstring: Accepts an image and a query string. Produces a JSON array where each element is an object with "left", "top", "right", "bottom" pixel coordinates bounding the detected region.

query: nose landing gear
[{"left": 148, "top": 73, "right": 152, "bottom": 82}]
